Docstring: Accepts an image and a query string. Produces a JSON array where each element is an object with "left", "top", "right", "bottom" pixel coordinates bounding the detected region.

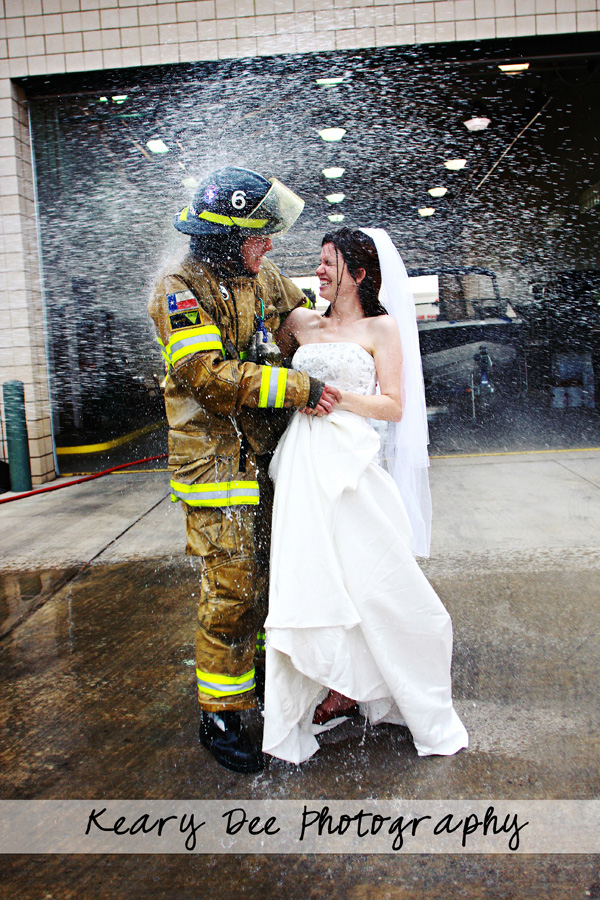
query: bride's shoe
[{"left": 313, "top": 690, "right": 360, "bottom": 727}]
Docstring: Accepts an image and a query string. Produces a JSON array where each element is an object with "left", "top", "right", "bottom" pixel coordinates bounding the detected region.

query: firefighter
[{"left": 148, "top": 167, "right": 339, "bottom": 773}]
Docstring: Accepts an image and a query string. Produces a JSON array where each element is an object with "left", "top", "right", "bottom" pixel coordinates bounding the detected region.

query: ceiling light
[
  {"left": 316, "top": 77, "right": 344, "bottom": 86},
  {"left": 418, "top": 208, "right": 435, "bottom": 217},
  {"left": 326, "top": 193, "right": 345, "bottom": 204},
  {"left": 498, "top": 62, "right": 530, "bottom": 73},
  {"left": 318, "top": 128, "right": 346, "bottom": 142},
  {"left": 428, "top": 187, "right": 447, "bottom": 198},
  {"left": 99, "top": 96, "right": 108, "bottom": 103},
  {"left": 464, "top": 116, "right": 491, "bottom": 131},
  {"left": 146, "top": 139, "right": 170, "bottom": 154},
  {"left": 322, "top": 167, "right": 345, "bottom": 179},
  {"left": 112, "top": 94, "right": 128, "bottom": 104},
  {"left": 328, "top": 214, "right": 345, "bottom": 223},
  {"left": 444, "top": 159, "right": 467, "bottom": 171},
  {"left": 463, "top": 101, "right": 491, "bottom": 131}
]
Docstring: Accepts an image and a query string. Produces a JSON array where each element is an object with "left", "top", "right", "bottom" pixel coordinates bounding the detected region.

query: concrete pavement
[{"left": 4, "top": 449, "right": 600, "bottom": 567}]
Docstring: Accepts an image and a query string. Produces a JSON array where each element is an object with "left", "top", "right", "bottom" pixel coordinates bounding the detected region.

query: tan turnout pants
[{"left": 183, "top": 466, "right": 272, "bottom": 712}]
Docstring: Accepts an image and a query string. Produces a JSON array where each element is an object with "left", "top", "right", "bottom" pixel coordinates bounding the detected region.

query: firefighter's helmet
[{"left": 174, "top": 167, "right": 304, "bottom": 237}]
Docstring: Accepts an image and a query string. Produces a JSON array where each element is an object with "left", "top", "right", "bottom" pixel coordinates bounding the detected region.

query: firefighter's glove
[
  {"left": 305, "top": 382, "right": 343, "bottom": 415},
  {"left": 305, "top": 379, "right": 327, "bottom": 409}
]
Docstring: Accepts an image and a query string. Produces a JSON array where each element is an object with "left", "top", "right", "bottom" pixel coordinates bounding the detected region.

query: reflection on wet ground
[{"left": 0, "top": 568, "right": 80, "bottom": 638}]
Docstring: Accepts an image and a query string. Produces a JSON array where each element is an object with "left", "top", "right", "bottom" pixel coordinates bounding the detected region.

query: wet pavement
[{"left": 1, "top": 456, "right": 599, "bottom": 898}]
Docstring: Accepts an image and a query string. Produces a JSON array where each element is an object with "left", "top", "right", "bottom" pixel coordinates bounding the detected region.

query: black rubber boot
[{"left": 199, "top": 711, "right": 264, "bottom": 774}]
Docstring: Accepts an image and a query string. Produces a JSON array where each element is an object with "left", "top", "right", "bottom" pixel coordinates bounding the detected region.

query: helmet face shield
[
  {"left": 250, "top": 178, "right": 305, "bottom": 234},
  {"left": 173, "top": 168, "right": 304, "bottom": 236}
]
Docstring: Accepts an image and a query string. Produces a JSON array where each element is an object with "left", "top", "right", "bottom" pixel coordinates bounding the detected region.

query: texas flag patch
[{"left": 167, "top": 290, "right": 198, "bottom": 313}]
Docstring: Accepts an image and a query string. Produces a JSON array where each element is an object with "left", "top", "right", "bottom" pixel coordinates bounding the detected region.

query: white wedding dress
[{"left": 262, "top": 342, "right": 468, "bottom": 764}]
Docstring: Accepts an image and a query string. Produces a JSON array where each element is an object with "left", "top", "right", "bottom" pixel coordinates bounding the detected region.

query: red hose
[{"left": 0, "top": 454, "right": 169, "bottom": 505}]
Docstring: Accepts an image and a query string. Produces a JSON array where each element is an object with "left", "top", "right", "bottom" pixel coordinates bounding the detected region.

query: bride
[{"left": 262, "top": 227, "right": 468, "bottom": 764}]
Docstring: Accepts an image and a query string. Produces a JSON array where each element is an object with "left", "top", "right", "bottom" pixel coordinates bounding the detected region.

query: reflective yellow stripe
[
  {"left": 196, "top": 667, "right": 255, "bottom": 697},
  {"left": 275, "top": 368, "right": 287, "bottom": 408},
  {"left": 199, "top": 211, "right": 231, "bottom": 226},
  {"left": 197, "top": 668, "right": 255, "bottom": 686},
  {"left": 259, "top": 367, "right": 271, "bottom": 408},
  {"left": 156, "top": 335, "right": 170, "bottom": 364},
  {"left": 232, "top": 216, "right": 268, "bottom": 228},
  {"left": 258, "top": 366, "right": 287, "bottom": 409},
  {"left": 170, "top": 479, "right": 260, "bottom": 507},
  {"left": 198, "top": 210, "right": 269, "bottom": 229},
  {"left": 179, "top": 206, "right": 189, "bottom": 222},
  {"left": 166, "top": 325, "right": 224, "bottom": 365}
]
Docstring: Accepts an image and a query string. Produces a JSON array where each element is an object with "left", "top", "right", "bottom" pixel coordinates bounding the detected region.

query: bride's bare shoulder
[
  {"left": 286, "top": 306, "right": 321, "bottom": 328},
  {"left": 282, "top": 307, "right": 323, "bottom": 340},
  {"left": 276, "top": 306, "right": 321, "bottom": 355},
  {"left": 368, "top": 314, "right": 401, "bottom": 341}
]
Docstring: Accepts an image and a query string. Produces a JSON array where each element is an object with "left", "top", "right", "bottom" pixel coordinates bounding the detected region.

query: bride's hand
[
  {"left": 302, "top": 384, "right": 341, "bottom": 416},
  {"left": 314, "top": 384, "right": 341, "bottom": 415}
]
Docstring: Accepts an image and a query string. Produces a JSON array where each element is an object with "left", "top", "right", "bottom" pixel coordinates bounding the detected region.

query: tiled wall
[
  {"left": 0, "top": 78, "right": 53, "bottom": 482},
  {"left": 0, "top": 0, "right": 598, "bottom": 482}
]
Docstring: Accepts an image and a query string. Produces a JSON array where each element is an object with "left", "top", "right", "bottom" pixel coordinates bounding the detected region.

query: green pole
[{"left": 2, "top": 380, "right": 32, "bottom": 493}]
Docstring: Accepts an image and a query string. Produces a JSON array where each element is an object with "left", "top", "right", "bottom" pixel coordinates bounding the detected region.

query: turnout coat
[{"left": 148, "top": 252, "right": 321, "bottom": 509}]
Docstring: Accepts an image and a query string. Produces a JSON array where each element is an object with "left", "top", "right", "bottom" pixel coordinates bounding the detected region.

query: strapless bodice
[{"left": 292, "top": 342, "right": 377, "bottom": 395}]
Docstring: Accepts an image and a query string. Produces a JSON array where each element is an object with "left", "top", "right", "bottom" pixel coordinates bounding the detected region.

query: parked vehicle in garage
[
  {"left": 520, "top": 270, "right": 600, "bottom": 409},
  {"left": 408, "top": 266, "right": 524, "bottom": 419}
]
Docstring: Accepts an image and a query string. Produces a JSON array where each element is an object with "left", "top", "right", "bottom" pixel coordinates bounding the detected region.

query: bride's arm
[
  {"left": 274, "top": 306, "right": 317, "bottom": 357},
  {"left": 275, "top": 307, "right": 342, "bottom": 415},
  {"left": 274, "top": 308, "right": 300, "bottom": 358},
  {"left": 337, "top": 316, "right": 404, "bottom": 422}
]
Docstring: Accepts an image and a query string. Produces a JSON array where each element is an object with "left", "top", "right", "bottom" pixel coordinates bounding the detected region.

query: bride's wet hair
[{"left": 322, "top": 228, "right": 387, "bottom": 318}]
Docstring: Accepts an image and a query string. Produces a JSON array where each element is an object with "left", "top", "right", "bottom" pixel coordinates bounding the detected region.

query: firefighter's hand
[{"left": 303, "top": 383, "right": 341, "bottom": 416}]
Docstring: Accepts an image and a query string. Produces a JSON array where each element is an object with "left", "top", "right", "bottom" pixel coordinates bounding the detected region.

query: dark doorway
[{"left": 24, "top": 33, "right": 600, "bottom": 467}]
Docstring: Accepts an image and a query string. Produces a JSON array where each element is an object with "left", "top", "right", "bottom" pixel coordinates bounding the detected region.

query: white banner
[{"left": 0, "top": 800, "right": 598, "bottom": 854}]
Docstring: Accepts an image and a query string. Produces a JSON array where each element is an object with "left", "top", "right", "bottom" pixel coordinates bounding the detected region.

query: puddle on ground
[{"left": 0, "top": 568, "right": 80, "bottom": 637}]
